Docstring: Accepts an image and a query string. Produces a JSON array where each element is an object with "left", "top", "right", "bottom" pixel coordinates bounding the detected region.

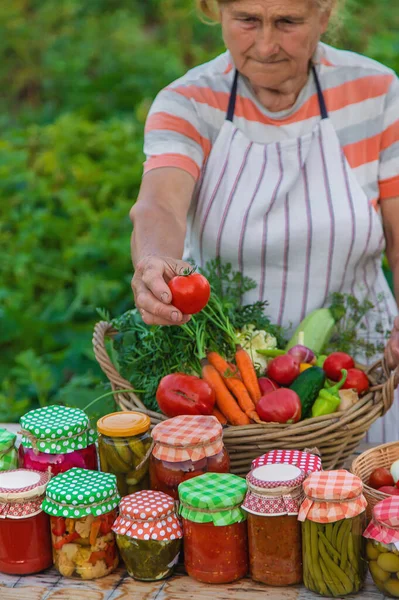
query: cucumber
[
  {"left": 286, "top": 308, "right": 336, "bottom": 354},
  {"left": 290, "top": 367, "right": 326, "bottom": 419}
]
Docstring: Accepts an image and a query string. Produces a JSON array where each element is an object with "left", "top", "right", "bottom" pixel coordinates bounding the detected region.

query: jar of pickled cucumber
[
  {"left": 97, "top": 412, "right": 152, "bottom": 497},
  {"left": 364, "top": 496, "right": 399, "bottom": 598},
  {"left": 298, "top": 469, "right": 368, "bottom": 597}
]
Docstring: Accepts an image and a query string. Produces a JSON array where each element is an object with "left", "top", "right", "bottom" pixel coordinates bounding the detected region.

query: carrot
[
  {"left": 89, "top": 518, "right": 102, "bottom": 546},
  {"left": 235, "top": 345, "right": 262, "bottom": 404},
  {"left": 201, "top": 360, "right": 250, "bottom": 426},
  {"left": 212, "top": 407, "right": 228, "bottom": 426},
  {"left": 207, "top": 351, "right": 260, "bottom": 423}
]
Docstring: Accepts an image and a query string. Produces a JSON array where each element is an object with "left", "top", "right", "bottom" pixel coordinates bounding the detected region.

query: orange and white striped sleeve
[
  {"left": 379, "top": 75, "right": 399, "bottom": 200},
  {"left": 143, "top": 86, "right": 212, "bottom": 182}
]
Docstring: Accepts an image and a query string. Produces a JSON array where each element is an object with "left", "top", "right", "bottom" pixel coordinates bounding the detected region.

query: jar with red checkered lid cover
[
  {"left": 149, "top": 415, "right": 229, "bottom": 500},
  {"left": 242, "top": 462, "right": 305, "bottom": 586},
  {"left": 0, "top": 469, "right": 52, "bottom": 575},
  {"left": 112, "top": 490, "right": 182, "bottom": 581},
  {"left": 298, "top": 469, "right": 367, "bottom": 596},
  {"left": 364, "top": 496, "right": 399, "bottom": 597}
]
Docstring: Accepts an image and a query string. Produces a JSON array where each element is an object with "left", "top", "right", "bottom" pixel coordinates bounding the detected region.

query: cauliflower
[
  {"left": 76, "top": 559, "right": 108, "bottom": 580},
  {"left": 61, "top": 543, "right": 79, "bottom": 562},
  {"left": 75, "top": 515, "right": 94, "bottom": 539},
  {"left": 56, "top": 550, "right": 76, "bottom": 577},
  {"left": 92, "top": 532, "right": 114, "bottom": 552},
  {"left": 74, "top": 547, "right": 91, "bottom": 567},
  {"left": 237, "top": 325, "right": 277, "bottom": 373}
]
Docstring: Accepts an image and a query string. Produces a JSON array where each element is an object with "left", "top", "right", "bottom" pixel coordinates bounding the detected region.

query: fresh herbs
[
  {"left": 325, "top": 292, "right": 388, "bottom": 359},
  {"left": 111, "top": 260, "right": 284, "bottom": 412}
]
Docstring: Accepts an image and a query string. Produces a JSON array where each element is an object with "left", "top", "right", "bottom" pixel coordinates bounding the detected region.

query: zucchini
[
  {"left": 290, "top": 367, "right": 326, "bottom": 419},
  {"left": 286, "top": 308, "right": 336, "bottom": 354}
]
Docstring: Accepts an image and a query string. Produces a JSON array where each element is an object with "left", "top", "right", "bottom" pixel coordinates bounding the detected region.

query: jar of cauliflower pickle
[
  {"left": 19, "top": 405, "right": 98, "bottom": 475},
  {"left": 42, "top": 468, "right": 120, "bottom": 579},
  {"left": 364, "top": 496, "right": 399, "bottom": 598},
  {"left": 298, "top": 470, "right": 367, "bottom": 597},
  {"left": 113, "top": 490, "right": 182, "bottom": 581},
  {"left": 97, "top": 412, "right": 152, "bottom": 497}
]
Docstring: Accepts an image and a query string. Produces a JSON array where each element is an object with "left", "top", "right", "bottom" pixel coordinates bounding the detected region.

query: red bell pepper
[
  {"left": 53, "top": 531, "right": 80, "bottom": 550},
  {"left": 51, "top": 517, "right": 66, "bottom": 537},
  {"left": 255, "top": 388, "right": 302, "bottom": 424}
]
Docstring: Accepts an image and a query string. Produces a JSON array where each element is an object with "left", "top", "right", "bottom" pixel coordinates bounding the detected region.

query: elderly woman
[{"left": 130, "top": 0, "right": 399, "bottom": 441}]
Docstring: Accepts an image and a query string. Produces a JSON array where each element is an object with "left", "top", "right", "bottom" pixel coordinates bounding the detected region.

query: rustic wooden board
[{"left": 0, "top": 568, "right": 386, "bottom": 600}]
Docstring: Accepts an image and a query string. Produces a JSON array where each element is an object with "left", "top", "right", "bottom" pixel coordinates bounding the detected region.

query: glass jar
[
  {"left": 113, "top": 490, "right": 182, "bottom": 581},
  {"left": 179, "top": 472, "right": 248, "bottom": 584},
  {"left": 299, "top": 469, "right": 368, "bottom": 597},
  {"left": 42, "top": 468, "right": 120, "bottom": 579},
  {"left": 97, "top": 411, "right": 152, "bottom": 497},
  {"left": 243, "top": 463, "right": 305, "bottom": 586},
  {"left": 150, "top": 415, "right": 230, "bottom": 500},
  {"left": 0, "top": 469, "right": 52, "bottom": 575},
  {"left": 364, "top": 496, "right": 399, "bottom": 597},
  {"left": 0, "top": 428, "right": 18, "bottom": 471},
  {"left": 19, "top": 405, "right": 98, "bottom": 476}
]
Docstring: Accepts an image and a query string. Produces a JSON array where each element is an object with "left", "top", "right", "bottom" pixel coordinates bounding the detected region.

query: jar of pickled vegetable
[
  {"left": 150, "top": 415, "right": 230, "bottom": 500},
  {"left": 97, "top": 411, "right": 152, "bottom": 497},
  {"left": 42, "top": 468, "right": 120, "bottom": 579},
  {"left": 0, "top": 469, "right": 52, "bottom": 575},
  {"left": 252, "top": 449, "right": 322, "bottom": 476},
  {"left": 179, "top": 472, "right": 248, "bottom": 584},
  {"left": 364, "top": 496, "right": 399, "bottom": 597},
  {"left": 298, "top": 469, "right": 367, "bottom": 597},
  {"left": 19, "top": 405, "right": 98, "bottom": 476},
  {"left": 113, "top": 490, "right": 182, "bottom": 581},
  {"left": 0, "top": 428, "right": 18, "bottom": 471},
  {"left": 243, "top": 463, "right": 305, "bottom": 586}
]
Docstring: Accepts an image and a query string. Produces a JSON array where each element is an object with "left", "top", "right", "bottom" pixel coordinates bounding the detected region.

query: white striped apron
[{"left": 184, "top": 66, "right": 398, "bottom": 443}]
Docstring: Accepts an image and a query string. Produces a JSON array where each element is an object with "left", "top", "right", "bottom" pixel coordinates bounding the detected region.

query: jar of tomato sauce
[
  {"left": 0, "top": 469, "right": 52, "bottom": 575},
  {"left": 42, "top": 468, "right": 120, "bottom": 579},
  {"left": 19, "top": 405, "right": 98, "bottom": 476},
  {"left": 149, "top": 415, "right": 229, "bottom": 500},
  {"left": 179, "top": 472, "right": 248, "bottom": 584},
  {"left": 243, "top": 463, "right": 305, "bottom": 586}
]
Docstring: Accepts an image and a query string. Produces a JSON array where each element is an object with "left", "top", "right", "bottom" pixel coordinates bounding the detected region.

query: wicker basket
[
  {"left": 351, "top": 441, "right": 399, "bottom": 520},
  {"left": 93, "top": 320, "right": 399, "bottom": 477}
]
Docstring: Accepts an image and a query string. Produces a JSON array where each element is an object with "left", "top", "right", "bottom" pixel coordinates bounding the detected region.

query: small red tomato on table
[
  {"left": 368, "top": 467, "right": 395, "bottom": 490},
  {"left": 267, "top": 355, "right": 300, "bottom": 386},
  {"left": 323, "top": 352, "right": 355, "bottom": 381},
  {"left": 168, "top": 269, "right": 211, "bottom": 314},
  {"left": 156, "top": 373, "right": 216, "bottom": 417}
]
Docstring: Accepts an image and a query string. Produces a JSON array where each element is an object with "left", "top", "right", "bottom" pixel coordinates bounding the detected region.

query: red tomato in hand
[
  {"left": 256, "top": 389, "right": 301, "bottom": 424},
  {"left": 369, "top": 467, "right": 395, "bottom": 490},
  {"left": 156, "top": 373, "right": 215, "bottom": 417},
  {"left": 342, "top": 368, "right": 369, "bottom": 395},
  {"left": 267, "top": 355, "right": 300, "bottom": 386},
  {"left": 258, "top": 377, "right": 280, "bottom": 396},
  {"left": 378, "top": 486, "right": 399, "bottom": 496},
  {"left": 323, "top": 352, "right": 355, "bottom": 381},
  {"left": 168, "top": 271, "right": 210, "bottom": 314}
]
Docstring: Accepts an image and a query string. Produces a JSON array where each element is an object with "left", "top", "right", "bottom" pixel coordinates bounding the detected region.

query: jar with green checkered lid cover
[
  {"left": 178, "top": 472, "right": 248, "bottom": 584},
  {"left": 42, "top": 468, "right": 120, "bottom": 579},
  {"left": 19, "top": 405, "right": 98, "bottom": 476},
  {"left": 0, "top": 428, "right": 17, "bottom": 471}
]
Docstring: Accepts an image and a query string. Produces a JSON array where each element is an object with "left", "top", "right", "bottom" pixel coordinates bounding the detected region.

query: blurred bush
[{"left": 0, "top": 0, "right": 397, "bottom": 420}]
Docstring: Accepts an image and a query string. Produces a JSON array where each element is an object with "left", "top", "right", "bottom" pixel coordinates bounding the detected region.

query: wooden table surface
[{"left": 0, "top": 428, "right": 387, "bottom": 600}]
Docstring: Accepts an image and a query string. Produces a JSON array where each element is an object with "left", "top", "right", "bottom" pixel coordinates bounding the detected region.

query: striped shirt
[{"left": 144, "top": 43, "right": 399, "bottom": 204}]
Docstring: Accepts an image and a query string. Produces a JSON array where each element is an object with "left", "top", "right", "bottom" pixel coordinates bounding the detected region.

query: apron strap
[{"left": 225, "top": 65, "right": 329, "bottom": 122}]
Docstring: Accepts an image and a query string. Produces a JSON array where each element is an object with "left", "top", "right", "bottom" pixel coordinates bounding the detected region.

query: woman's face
[{"left": 220, "top": 0, "right": 330, "bottom": 90}]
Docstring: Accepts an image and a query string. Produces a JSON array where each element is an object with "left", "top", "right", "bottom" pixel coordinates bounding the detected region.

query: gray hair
[{"left": 197, "top": 0, "right": 340, "bottom": 21}]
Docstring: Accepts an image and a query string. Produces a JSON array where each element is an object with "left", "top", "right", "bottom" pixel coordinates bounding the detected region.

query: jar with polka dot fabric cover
[
  {"left": 0, "top": 469, "right": 53, "bottom": 575},
  {"left": 42, "top": 468, "right": 120, "bottom": 579},
  {"left": 112, "top": 490, "right": 182, "bottom": 581},
  {"left": 19, "top": 405, "right": 98, "bottom": 476}
]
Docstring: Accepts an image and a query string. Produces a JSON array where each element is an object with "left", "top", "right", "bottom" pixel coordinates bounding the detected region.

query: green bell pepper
[{"left": 311, "top": 369, "right": 348, "bottom": 418}]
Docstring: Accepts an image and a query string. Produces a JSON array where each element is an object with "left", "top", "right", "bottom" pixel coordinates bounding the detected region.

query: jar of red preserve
[
  {"left": 179, "top": 472, "right": 248, "bottom": 584},
  {"left": 19, "top": 405, "right": 98, "bottom": 475},
  {"left": 0, "top": 469, "right": 52, "bottom": 575},
  {"left": 149, "top": 415, "right": 230, "bottom": 500}
]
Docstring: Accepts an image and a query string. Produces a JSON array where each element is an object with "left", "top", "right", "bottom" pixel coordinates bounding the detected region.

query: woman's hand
[
  {"left": 385, "top": 316, "right": 399, "bottom": 371},
  {"left": 131, "top": 255, "right": 192, "bottom": 326}
]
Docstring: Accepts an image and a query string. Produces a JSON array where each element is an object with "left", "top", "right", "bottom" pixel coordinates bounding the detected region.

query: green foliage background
[{"left": 0, "top": 0, "right": 398, "bottom": 422}]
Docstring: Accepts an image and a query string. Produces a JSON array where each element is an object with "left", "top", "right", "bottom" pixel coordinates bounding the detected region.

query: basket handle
[
  {"left": 380, "top": 358, "right": 399, "bottom": 416},
  {"left": 92, "top": 320, "right": 146, "bottom": 411}
]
